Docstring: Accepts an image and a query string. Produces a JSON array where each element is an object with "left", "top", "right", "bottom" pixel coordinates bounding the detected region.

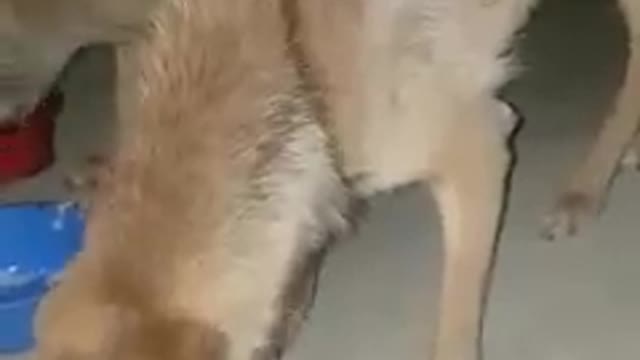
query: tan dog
[
  {"left": 543, "top": 0, "right": 640, "bottom": 239},
  {"left": 26, "top": 0, "right": 536, "bottom": 360}
]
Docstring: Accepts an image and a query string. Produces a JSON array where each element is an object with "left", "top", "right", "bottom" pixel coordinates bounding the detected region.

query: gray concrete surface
[{"left": 2, "top": 0, "right": 639, "bottom": 359}]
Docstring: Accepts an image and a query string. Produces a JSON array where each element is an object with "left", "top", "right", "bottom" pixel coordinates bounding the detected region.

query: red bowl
[{"left": 0, "top": 89, "right": 63, "bottom": 185}]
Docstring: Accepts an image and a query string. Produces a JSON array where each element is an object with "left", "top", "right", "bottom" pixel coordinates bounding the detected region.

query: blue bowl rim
[{"left": 0, "top": 200, "right": 83, "bottom": 210}]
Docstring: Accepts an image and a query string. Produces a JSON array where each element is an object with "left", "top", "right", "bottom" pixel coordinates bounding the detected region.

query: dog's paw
[{"left": 540, "top": 190, "right": 601, "bottom": 241}]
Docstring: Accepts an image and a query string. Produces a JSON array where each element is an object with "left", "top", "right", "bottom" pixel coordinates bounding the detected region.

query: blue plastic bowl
[{"left": 0, "top": 202, "right": 84, "bottom": 353}]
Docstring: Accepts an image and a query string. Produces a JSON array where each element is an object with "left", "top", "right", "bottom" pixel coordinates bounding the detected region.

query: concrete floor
[{"left": 2, "top": 0, "right": 640, "bottom": 359}]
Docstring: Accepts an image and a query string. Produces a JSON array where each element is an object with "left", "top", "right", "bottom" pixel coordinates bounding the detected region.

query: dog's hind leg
[
  {"left": 542, "top": 0, "right": 640, "bottom": 240},
  {"left": 427, "top": 101, "right": 513, "bottom": 360}
]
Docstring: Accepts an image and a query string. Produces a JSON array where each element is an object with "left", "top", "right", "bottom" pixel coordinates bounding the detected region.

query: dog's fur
[
  {"left": 21, "top": 0, "right": 535, "bottom": 360},
  {"left": 543, "top": 0, "right": 640, "bottom": 239}
]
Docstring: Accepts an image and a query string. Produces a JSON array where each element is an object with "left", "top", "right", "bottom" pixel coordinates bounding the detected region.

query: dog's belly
[{"left": 330, "top": 0, "right": 534, "bottom": 194}]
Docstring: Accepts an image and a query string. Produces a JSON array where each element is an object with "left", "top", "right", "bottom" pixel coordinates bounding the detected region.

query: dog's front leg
[
  {"left": 542, "top": 0, "right": 640, "bottom": 239},
  {"left": 427, "top": 107, "right": 512, "bottom": 360}
]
